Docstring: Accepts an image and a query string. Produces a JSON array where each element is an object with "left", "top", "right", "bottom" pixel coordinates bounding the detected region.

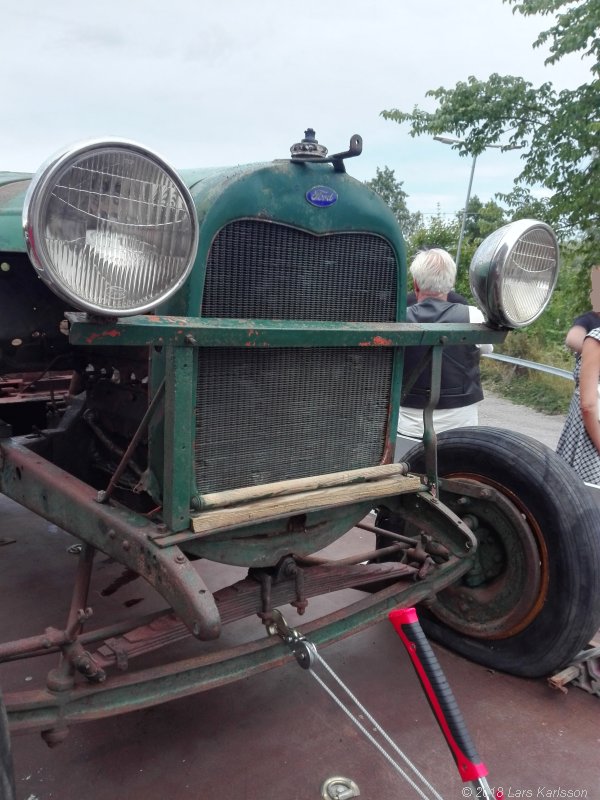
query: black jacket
[{"left": 402, "top": 298, "right": 483, "bottom": 410}]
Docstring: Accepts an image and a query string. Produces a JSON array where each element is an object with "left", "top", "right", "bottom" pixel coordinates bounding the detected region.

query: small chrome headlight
[
  {"left": 469, "top": 219, "right": 559, "bottom": 328},
  {"left": 23, "top": 139, "right": 199, "bottom": 316}
]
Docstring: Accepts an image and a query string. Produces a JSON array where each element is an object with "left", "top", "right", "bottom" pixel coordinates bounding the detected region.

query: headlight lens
[
  {"left": 23, "top": 139, "right": 199, "bottom": 316},
  {"left": 469, "top": 219, "right": 559, "bottom": 328}
]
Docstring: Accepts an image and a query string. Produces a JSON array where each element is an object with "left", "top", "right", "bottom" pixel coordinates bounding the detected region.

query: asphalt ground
[
  {"left": 478, "top": 391, "right": 566, "bottom": 451},
  {"left": 2, "top": 394, "right": 599, "bottom": 800},
  {"left": 480, "top": 391, "right": 600, "bottom": 500}
]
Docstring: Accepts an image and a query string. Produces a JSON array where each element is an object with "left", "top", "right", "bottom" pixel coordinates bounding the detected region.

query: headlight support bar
[{"left": 67, "top": 314, "right": 508, "bottom": 349}]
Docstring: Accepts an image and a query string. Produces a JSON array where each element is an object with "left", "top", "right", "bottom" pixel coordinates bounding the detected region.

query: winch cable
[
  {"left": 268, "top": 609, "right": 444, "bottom": 800},
  {"left": 309, "top": 648, "right": 446, "bottom": 800},
  {"left": 269, "top": 608, "right": 498, "bottom": 800}
]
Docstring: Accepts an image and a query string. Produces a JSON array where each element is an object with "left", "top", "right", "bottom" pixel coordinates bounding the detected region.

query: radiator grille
[
  {"left": 202, "top": 220, "right": 397, "bottom": 320},
  {"left": 195, "top": 220, "right": 398, "bottom": 494},
  {"left": 195, "top": 347, "right": 394, "bottom": 494}
]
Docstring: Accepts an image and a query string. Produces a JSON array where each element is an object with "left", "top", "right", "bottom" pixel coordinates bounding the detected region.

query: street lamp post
[
  {"left": 434, "top": 135, "right": 522, "bottom": 269},
  {"left": 455, "top": 151, "right": 477, "bottom": 272}
]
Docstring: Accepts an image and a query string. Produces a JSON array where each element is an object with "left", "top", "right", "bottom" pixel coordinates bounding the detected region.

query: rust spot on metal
[
  {"left": 382, "top": 439, "right": 394, "bottom": 464},
  {"left": 85, "top": 330, "right": 121, "bottom": 345},
  {"left": 0, "top": 371, "right": 71, "bottom": 404},
  {"left": 359, "top": 336, "right": 393, "bottom": 347},
  {"left": 149, "top": 315, "right": 181, "bottom": 323}
]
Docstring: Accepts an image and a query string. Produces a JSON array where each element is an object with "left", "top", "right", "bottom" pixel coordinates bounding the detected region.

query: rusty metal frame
[
  {"left": 68, "top": 313, "right": 506, "bottom": 534},
  {"left": 162, "top": 344, "right": 197, "bottom": 532},
  {"left": 67, "top": 314, "right": 507, "bottom": 350},
  {"left": 4, "top": 555, "right": 471, "bottom": 735},
  {"left": 423, "top": 345, "right": 443, "bottom": 493},
  {"left": 0, "top": 314, "right": 499, "bottom": 738},
  {"left": 0, "top": 438, "right": 220, "bottom": 641},
  {"left": 0, "top": 434, "right": 480, "bottom": 737}
]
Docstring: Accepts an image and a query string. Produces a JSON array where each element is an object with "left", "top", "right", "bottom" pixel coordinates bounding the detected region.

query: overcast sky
[{"left": 2, "top": 0, "right": 593, "bottom": 218}]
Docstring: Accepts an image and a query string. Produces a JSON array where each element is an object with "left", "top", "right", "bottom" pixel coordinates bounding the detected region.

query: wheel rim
[{"left": 428, "top": 474, "right": 550, "bottom": 640}]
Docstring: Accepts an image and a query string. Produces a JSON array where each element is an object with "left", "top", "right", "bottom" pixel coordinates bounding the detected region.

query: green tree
[
  {"left": 403, "top": 198, "right": 508, "bottom": 298},
  {"left": 381, "top": 0, "right": 599, "bottom": 255},
  {"left": 461, "top": 196, "right": 507, "bottom": 243},
  {"left": 408, "top": 213, "right": 460, "bottom": 257},
  {"left": 365, "top": 166, "right": 423, "bottom": 239},
  {"left": 497, "top": 185, "right": 551, "bottom": 222},
  {"left": 404, "top": 213, "right": 475, "bottom": 298}
]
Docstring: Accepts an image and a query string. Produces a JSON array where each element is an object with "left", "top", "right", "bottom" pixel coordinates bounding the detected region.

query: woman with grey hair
[{"left": 396, "top": 248, "right": 491, "bottom": 459}]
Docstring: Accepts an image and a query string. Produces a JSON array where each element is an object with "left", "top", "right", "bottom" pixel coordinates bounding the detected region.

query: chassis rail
[{"left": 5, "top": 555, "right": 470, "bottom": 736}]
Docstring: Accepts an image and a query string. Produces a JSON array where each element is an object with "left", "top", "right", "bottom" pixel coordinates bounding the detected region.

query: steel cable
[{"left": 308, "top": 650, "right": 445, "bottom": 800}]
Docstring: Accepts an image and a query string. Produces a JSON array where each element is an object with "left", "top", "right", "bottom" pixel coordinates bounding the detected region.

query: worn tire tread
[{"left": 404, "top": 427, "right": 600, "bottom": 678}]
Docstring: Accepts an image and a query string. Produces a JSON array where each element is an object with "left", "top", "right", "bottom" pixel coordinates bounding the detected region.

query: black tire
[
  {"left": 391, "top": 427, "right": 600, "bottom": 678},
  {"left": 0, "top": 686, "right": 16, "bottom": 800}
]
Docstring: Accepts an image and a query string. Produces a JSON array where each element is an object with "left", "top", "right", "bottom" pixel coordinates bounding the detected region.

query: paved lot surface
[
  {"left": 479, "top": 391, "right": 566, "bottom": 451},
  {"left": 480, "top": 391, "right": 599, "bottom": 500},
  {"left": 2, "top": 395, "right": 599, "bottom": 800}
]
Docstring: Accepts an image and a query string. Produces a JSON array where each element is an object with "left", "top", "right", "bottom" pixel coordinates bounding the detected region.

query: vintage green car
[{"left": 0, "top": 130, "right": 598, "bottom": 760}]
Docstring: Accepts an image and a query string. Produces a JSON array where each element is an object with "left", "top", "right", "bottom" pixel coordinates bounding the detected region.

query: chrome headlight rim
[
  {"left": 23, "top": 138, "right": 199, "bottom": 317},
  {"left": 469, "top": 218, "right": 559, "bottom": 329}
]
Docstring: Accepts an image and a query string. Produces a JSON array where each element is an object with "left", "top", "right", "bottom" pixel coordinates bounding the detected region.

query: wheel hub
[{"left": 429, "top": 476, "right": 546, "bottom": 640}]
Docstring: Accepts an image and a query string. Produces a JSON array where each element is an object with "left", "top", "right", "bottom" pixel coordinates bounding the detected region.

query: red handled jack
[{"left": 390, "top": 608, "right": 501, "bottom": 800}]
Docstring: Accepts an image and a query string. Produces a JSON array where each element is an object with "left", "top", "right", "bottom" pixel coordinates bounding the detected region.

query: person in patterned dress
[
  {"left": 556, "top": 324, "right": 600, "bottom": 485},
  {"left": 564, "top": 264, "right": 600, "bottom": 355}
]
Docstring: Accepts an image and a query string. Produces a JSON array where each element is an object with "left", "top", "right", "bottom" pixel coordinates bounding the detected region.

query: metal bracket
[
  {"left": 290, "top": 132, "right": 363, "bottom": 173},
  {"left": 321, "top": 776, "right": 360, "bottom": 799},
  {"left": 267, "top": 609, "right": 317, "bottom": 670},
  {"left": 423, "top": 344, "right": 443, "bottom": 496}
]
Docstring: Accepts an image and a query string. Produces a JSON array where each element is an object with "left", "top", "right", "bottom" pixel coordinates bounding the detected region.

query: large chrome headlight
[
  {"left": 23, "top": 139, "right": 199, "bottom": 316},
  {"left": 469, "top": 219, "right": 559, "bottom": 328}
]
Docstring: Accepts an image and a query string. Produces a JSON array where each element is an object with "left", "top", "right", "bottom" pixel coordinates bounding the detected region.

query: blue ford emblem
[{"left": 306, "top": 185, "right": 338, "bottom": 207}]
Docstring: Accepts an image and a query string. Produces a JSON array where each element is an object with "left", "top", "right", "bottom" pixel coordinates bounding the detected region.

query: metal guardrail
[
  {"left": 483, "top": 353, "right": 600, "bottom": 491},
  {"left": 482, "top": 352, "right": 573, "bottom": 381}
]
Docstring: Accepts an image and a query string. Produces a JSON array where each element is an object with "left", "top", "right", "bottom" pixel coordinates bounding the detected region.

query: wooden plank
[
  {"left": 153, "top": 474, "right": 424, "bottom": 546},
  {"left": 194, "top": 463, "right": 409, "bottom": 511}
]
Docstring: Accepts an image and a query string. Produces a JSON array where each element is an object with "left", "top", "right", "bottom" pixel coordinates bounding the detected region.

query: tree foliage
[
  {"left": 365, "top": 166, "right": 423, "bottom": 239},
  {"left": 409, "top": 213, "right": 460, "bottom": 254},
  {"left": 408, "top": 214, "right": 471, "bottom": 297},
  {"left": 380, "top": 0, "right": 599, "bottom": 254},
  {"left": 510, "top": 0, "right": 600, "bottom": 70},
  {"left": 402, "top": 198, "right": 508, "bottom": 299},
  {"left": 461, "top": 196, "right": 508, "bottom": 242}
]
